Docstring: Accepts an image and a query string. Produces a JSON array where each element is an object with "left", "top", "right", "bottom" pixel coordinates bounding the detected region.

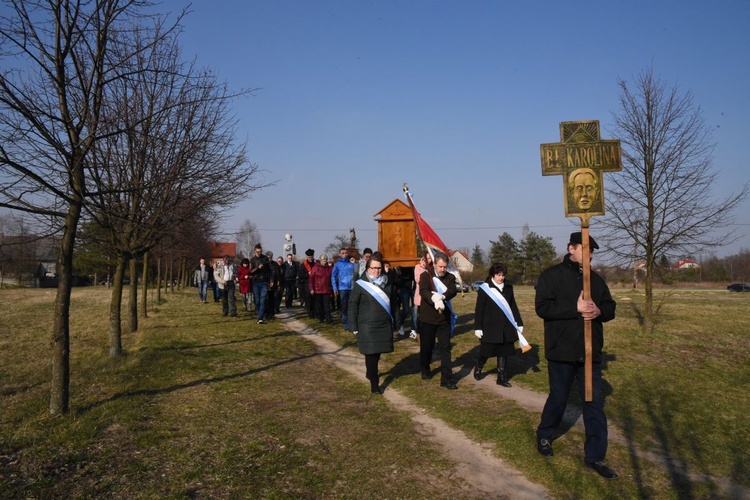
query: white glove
[
  {"left": 434, "top": 299, "right": 445, "bottom": 311},
  {"left": 431, "top": 291, "right": 445, "bottom": 302},
  {"left": 518, "top": 326, "right": 524, "bottom": 334},
  {"left": 353, "top": 331, "right": 358, "bottom": 335},
  {"left": 474, "top": 330, "right": 483, "bottom": 339}
]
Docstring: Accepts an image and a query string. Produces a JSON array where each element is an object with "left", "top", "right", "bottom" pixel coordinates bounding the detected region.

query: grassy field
[{"left": 1, "top": 285, "right": 748, "bottom": 498}]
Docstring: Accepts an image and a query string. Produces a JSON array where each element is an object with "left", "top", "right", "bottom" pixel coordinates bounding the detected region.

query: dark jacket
[
  {"left": 250, "top": 254, "right": 270, "bottom": 283},
  {"left": 535, "top": 254, "right": 616, "bottom": 363},
  {"left": 298, "top": 259, "right": 314, "bottom": 283},
  {"left": 267, "top": 259, "right": 280, "bottom": 290},
  {"left": 349, "top": 272, "right": 394, "bottom": 355},
  {"left": 281, "top": 260, "right": 298, "bottom": 282},
  {"left": 418, "top": 270, "right": 457, "bottom": 326},
  {"left": 474, "top": 279, "right": 522, "bottom": 345}
]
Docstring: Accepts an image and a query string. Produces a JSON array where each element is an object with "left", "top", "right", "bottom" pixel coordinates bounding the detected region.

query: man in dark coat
[
  {"left": 534, "top": 232, "right": 618, "bottom": 479},
  {"left": 298, "top": 249, "right": 316, "bottom": 318},
  {"left": 249, "top": 244, "right": 270, "bottom": 324},
  {"left": 418, "top": 252, "right": 458, "bottom": 389},
  {"left": 280, "top": 253, "right": 299, "bottom": 308}
]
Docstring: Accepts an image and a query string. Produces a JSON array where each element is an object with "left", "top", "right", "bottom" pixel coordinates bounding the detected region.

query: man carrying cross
[{"left": 534, "top": 232, "right": 618, "bottom": 479}]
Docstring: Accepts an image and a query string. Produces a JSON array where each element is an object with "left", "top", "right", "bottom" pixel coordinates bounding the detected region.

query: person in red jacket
[
  {"left": 309, "top": 253, "right": 333, "bottom": 324},
  {"left": 237, "top": 258, "right": 252, "bottom": 312}
]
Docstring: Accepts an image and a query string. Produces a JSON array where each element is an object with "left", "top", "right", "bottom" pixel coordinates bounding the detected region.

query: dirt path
[
  {"left": 281, "top": 313, "right": 749, "bottom": 499},
  {"left": 283, "top": 314, "right": 549, "bottom": 499}
]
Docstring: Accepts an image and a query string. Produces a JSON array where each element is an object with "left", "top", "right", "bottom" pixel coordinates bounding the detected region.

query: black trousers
[
  {"left": 298, "top": 279, "right": 309, "bottom": 307},
  {"left": 537, "top": 360, "right": 608, "bottom": 464},
  {"left": 313, "top": 293, "right": 332, "bottom": 322},
  {"left": 419, "top": 322, "right": 452, "bottom": 382},
  {"left": 364, "top": 353, "right": 381, "bottom": 381},
  {"left": 266, "top": 289, "right": 276, "bottom": 318},
  {"left": 284, "top": 280, "right": 296, "bottom": 307}
]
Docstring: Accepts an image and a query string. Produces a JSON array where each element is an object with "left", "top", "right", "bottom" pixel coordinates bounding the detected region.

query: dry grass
[{"left": 1, "top": 285, "right": 748, "bottom": 498}]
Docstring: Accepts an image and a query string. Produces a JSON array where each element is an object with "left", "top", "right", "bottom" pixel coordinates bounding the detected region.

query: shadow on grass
[
  {"left": 617, "top": 381, "right": 748, "bottom": 498},
  {"left": 628, "top": 302, "right": 645, "bottom": 327},
  {"left": 146, "top": 330, "right": 297, "bottom": 352},
  {"left": 381, "top": 350, "right": 422, "bottom": 390},
  {"left": 0, "top": 381, "right": 45, "bottom": 398},
  {"left": 77, "top": 342, "right": 350, "bottom": 415},
  {"left": 453, "top": 343, "right": 544, "bottom": 385}
]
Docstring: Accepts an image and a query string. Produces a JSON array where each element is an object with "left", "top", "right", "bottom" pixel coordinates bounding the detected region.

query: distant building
[
  {"left": 449, "top": 250, "right": 474, "bottom": 274},
  {"left": 674, "top": 258, "right": 700, "bottom": 269},
  {"left": 208, "top": 242, "right": 237, "bottom": 267}
]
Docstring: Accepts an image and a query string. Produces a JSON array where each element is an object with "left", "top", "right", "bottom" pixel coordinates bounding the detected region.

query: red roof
[{"left": 209, "top": 242, "right": 237, "bottom": 260}]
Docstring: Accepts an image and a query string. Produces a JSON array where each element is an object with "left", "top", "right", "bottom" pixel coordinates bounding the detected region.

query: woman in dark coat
[
  {"left": 473, "top": 262, "right": 524, "bottom": 387},
  {"left": 348, "top": 253, "right": 393, "bottom": 394}
]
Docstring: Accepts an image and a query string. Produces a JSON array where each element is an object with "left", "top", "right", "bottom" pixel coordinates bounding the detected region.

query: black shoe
[
  {"left": 537, "top": 438, "right": 554, "bottom": 457},
  {"left": 587, "top": 461, "right": 618, "bottom": 479},
  {"left": 421, "top": 370, "right": 433, "bottom": 380},
  {"left": 440, "top": 381, "right": 458, "bottom": 390},
  {"left": 496, "top": 377, "right": 512, "bottom": 387},
  {"left": 370, "top": 385, "right": 382, "bottom": 394},
  {"left": 473, "top": 364, "right": 483, "bottom": 381}
]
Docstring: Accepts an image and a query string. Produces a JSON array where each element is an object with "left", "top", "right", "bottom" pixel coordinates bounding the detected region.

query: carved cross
[
  {"left": 540, "top": 120, "right": 621, "bottom": 226},
  {"left": 540, "top": 120, "right": 621, "bottom": 401}
]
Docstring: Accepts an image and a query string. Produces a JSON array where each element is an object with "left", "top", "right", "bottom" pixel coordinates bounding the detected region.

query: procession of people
[{"left": 192, "top": 228, "right": 618, "bottom": 480}]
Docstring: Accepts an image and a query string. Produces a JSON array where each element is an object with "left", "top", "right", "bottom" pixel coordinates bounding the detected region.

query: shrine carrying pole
[{"left": 540, "top": 120, "right": 621, "bottom": 401}]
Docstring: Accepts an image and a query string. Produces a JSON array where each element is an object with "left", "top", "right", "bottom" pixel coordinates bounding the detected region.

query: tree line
[{"left": 0, "top": 1, "right": 271, "bottom": 415}]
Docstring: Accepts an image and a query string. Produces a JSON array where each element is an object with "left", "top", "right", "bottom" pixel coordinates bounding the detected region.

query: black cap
[
  {"left": 305, "top": 248, "right": 315, "bottom": 256},
  {"left": 569, "top": 232, "right": 599, "bottom": 250}
]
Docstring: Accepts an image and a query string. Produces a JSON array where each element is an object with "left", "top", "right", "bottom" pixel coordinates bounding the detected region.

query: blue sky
[{"left": 179, "top": 0, "right": 750, "bottom": 261}]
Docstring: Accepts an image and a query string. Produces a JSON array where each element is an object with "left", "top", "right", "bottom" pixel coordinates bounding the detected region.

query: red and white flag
[{"left": 404, "top": 185, "right": 462, "bottom": 283}]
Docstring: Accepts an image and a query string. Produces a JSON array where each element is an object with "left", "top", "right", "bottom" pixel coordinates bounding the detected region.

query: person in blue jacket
[{"left": 331, "top": 247, "right": 355, "bottom": 330}]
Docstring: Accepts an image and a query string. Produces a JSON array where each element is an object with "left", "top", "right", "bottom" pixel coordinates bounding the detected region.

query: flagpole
[{"left": 404, "top": 184, "right": 463, "bottom": 287}]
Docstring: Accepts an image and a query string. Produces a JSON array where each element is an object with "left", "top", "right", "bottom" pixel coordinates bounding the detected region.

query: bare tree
[
  {"left": 85, "top": 22, "right": 268, "bottom": 355},
  {"left": 325, "top": 233, "right": 357, "bottom": 257},
  {"left": 235, "top": 220, "right": 262, "bottom": 258},
  {"left": 600, "top": 67, "right": 748, "bottom": 332},
  {"left": 0, "top": 0, "right": 157, "bottom": 415}
]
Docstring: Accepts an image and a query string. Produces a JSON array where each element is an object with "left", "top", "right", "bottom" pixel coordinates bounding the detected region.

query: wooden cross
[{"left": 540, "top": 120, "right": 621, "bottom": 401}]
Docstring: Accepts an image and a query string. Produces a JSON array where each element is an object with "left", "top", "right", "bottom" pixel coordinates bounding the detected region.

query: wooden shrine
[{"left": 373, "top": 198, "right": 419, "bottom": 267}]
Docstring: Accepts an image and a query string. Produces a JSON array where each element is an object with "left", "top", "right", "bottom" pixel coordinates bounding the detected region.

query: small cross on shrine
[{"left": 540, "top": 120, "right": 621, "bottom": 401}]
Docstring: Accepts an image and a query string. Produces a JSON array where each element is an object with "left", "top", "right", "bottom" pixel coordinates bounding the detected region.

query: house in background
[
  {"left": 449, "top": 250, "right": 474, "bottom": 274},
  {"left": 674, "top": 258, "right": 700, "bottom": 269},
  {"left": 207, "top": 241, "right": 237, "bottom": 267}
]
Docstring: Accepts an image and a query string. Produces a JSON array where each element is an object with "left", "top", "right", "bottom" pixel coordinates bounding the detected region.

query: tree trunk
[
  {"left": 141, "top": 251, "right": 149, "bottom": 318},
  {"left": 50, "top": 202, "right": 81, "bottom": 415},
  {"left": 156, "top": 256, "right": 162, "bottom": 303},
  {"left": 109, "top": 255, "right": 128, "bottom": 357},
  {"left": 176, "top": 257, "right": 183, "bottom": 290},
  {"left": 128, "top": 257, "right": 138, "bottom": 333},
  {"left": 169, "top": 255, "right": 174, "bottom": 293},
  {"left": 643, "top": 247, "right": 655, "bottom": 333}
]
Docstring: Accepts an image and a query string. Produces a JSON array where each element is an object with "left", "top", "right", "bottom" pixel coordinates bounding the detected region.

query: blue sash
[
  {"left": 357, "top": 279, "right": 392, "bottom": 321},
  {"left": 432, "top": 276, "right": 458, "bottom": 336},
  {"left": 479, "top": 282, "right": 519, "bottom": 330}
]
